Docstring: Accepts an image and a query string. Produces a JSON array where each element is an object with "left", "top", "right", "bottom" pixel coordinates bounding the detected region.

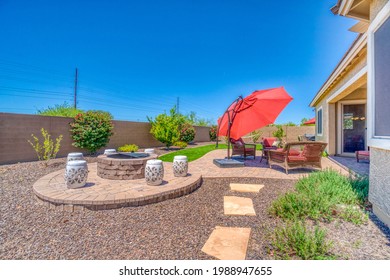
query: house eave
[{"left": 309, "top": 33, "right": 367, "bottom": 107}]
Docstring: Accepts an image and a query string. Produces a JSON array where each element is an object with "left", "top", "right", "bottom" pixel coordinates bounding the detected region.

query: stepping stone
[
  {"left": 230, "top": 183, "right": 264, "bottom": 193},
  {"left": 201, "top": 226, "right": 251, "bottom": 260},
  {"left": 224, "top": 196, "right": 256, "bottom": 216}
]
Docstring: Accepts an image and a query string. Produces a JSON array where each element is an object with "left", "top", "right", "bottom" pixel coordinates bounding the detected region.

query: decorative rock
[
  {"left": 104, "top": 149, "right": 116, "bottom": 155},
  {"left": 144, "top": 148, "right": 155, "bottom": 154},
  {"left": 173, "top": 155, "right": 188, "bottom": 177},
  {"left": 67, "top": 152, "right": 84, "bottom": 162},
  {"left": 64, "top": 160, "right": 88, "bottom": 189},
  {"left": 145, "top": 159, "right": 164, "bottom": 186}
]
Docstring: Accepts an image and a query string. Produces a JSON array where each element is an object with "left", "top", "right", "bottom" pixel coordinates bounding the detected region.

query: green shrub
[
  {"left": 37, "top": 102, "right": 84, "bottom": 118},
  {"left": 209, "top": 125, "right": 217, "bottom": 141},
  {"left": 148, "top": 107, "right": 184, "bottom": 149},
  {"left": 174, "top": 141, "right": 188, "bottom": 148},
  {"left": 272, "top": 125, "right": 285, "bottom": 147},
  {"left": 28, "top": 128, "right": 63, "bottom": 164},
  {"left": 118, "top": 144, "right": 139, "bottom": 152},
  {"left": 270, "top": 170, "right": 367, "bottom": 224},
  {"left": 271, "top": 221, "right": 334, "bottom": 260},
  {"left": 70, "top": 111, "right": 114, "bottom": 154},
  {"left": 180, "top": 123, "right": 196, "bottom": 143}
]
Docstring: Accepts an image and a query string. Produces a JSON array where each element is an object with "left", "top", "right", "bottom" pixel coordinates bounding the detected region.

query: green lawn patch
[{"left": 159, "top": 143, "right": 263, "bottom": 162}]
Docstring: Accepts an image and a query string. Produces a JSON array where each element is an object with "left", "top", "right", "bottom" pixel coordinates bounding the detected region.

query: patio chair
[
  {"left": 268, "top": 141, "right": 327, "bottom": 174},
  {"left": 260, "top": 137, "right": 279, "bottom": 162},
  {"left": 230, "top": 138, "right": 256, "bottom": 159},
  {"left": 356, "top": 150, "right": 370, "bottom": 162}
]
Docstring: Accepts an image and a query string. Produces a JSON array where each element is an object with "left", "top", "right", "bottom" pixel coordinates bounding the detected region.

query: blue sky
[{"left": 0, "top": 0, "right": 357, "bottom": 124}]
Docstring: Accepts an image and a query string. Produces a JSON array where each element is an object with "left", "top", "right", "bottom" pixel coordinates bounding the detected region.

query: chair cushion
[
  {"left": 356, "top": 151, "right": 369, "bottom": 156},
  {"left": 288, "top": 149, "right": 301, "bottom": 156},
  {"left": 263, "top": 137, "right": 277, "bottom": 147},
  {"left": 288, "top": 155, "right": 306, "bottom": 162}
]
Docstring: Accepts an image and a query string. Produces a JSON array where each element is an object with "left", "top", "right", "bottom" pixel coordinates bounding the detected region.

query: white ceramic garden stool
[
  {"left": 67, "top": 152, "right": 84, "bottom": 162},
  {"left": 145, "top": 159, "right": 164, "bottom": 186},
  {"left": 144, "top": 148, "right": 155, "bottom": 154},
  {"left": 104, "top": 149, "right": 116, "bottom": 155},
  {"left": 64, "top": 160, "right": 88, "bottom": 189},
  {"left": 173, "top": 155, "right": 188, "bottom": 177}
]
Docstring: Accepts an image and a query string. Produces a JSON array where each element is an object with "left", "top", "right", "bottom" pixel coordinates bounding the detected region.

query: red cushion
[
  {"left": 263, "top": 137, "right": 277, "bottom": 147},
  {"left": 288, "top": 155, "right": 306, "bottom": 162},
  {"left": 288, "top": 149, "right": 301, "bottom": 156},
  {"left": 357, "top": 151, "right": 369, "bottom": 156}
]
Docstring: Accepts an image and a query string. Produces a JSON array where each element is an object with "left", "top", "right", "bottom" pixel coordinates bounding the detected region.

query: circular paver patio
[{"left": 33, "top": 161, "right": 202, "bottom": 211}]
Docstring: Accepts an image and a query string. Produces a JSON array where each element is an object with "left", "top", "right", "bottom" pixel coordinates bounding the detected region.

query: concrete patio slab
[
  {"left": 224, "top": 196, "right": 256, "bottom": 216},
  {"left": 230, "top": 183, "right": 264, "bottom": 193},
  {"left": 201, "top": 226, "right": 251, "bottom": 260}
]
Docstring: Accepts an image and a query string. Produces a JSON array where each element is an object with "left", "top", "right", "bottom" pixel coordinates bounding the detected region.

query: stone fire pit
[{"left": 97, "top": 152, "right": 158, "bottom": 180}]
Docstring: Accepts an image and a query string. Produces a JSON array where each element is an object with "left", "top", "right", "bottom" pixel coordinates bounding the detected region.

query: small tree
[
  {"left": 272, "top": 125, "right": 286, "bottom": 147},
  {"left": 28, "top": 128, "right": 63, "bottom": 165},
  {"left": 148, "top": 107, "right": 183, "bottom": 149},
  {"left": 70, "top": 110, "right": 114, "bottom": 154}
]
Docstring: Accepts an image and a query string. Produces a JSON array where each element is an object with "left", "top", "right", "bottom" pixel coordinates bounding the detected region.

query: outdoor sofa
[{"left": 268, "top": 141, "right": 327, "bottom": 174}]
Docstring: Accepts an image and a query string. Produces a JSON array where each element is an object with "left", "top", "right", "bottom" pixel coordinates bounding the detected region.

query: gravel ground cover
[{"left": 1, "top": 151, "right": 390, "bottom": 259}]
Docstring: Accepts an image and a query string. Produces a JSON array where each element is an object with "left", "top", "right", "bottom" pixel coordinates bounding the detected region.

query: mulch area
[{"left": 1, "top": 148, "right": 390, "bottom": 260}]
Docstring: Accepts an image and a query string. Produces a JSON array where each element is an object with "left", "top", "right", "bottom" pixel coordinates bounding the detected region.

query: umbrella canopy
[
  {"left": 217, "top": 87, "right": 293, "bottom": 140},
  {"left": 303, "top": 117, "right": 315, "bottom": 125}
]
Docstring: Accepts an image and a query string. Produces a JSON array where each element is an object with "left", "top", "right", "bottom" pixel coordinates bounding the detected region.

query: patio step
[
  {"left": 201, "top": 226, "right": 251, "bottom": 260},
  {"left": 230, "top": 183, "right": 264, "bottom": 193},
  {"left": 223, "top": 196, "right": 256, "bottom": 216}
]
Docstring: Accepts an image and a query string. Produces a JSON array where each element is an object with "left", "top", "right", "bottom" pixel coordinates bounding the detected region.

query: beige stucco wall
[
  {"left": 368, "top": 0, "right": 390, "bottom": 227},
  {"left": 314, "top": 100, "right": 336, "bottom": 155},
  {"left": 0, "top": 113, "right": 212, "bottom": 164},
  {"left": 369, "top": 147, "right": 390, "bottom": 226}
]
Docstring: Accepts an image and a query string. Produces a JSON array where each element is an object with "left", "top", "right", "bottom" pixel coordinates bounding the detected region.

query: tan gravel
[{"left": 1, "top": 151, "right": 389, "bottom": 260}]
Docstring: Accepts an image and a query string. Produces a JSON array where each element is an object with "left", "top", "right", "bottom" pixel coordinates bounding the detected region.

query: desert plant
[
  {"left": 209, "top": 125, "right": 217, "bottom": 141},
  {"left": 118, "top": 144, "right": 139, "bottom": 152},
  {"left": 270, "top": 170, "right": 368, "bottom": 224},
  {"left": 148, "top": 107, "right": 184, "bottom": 149},
  {"left": 174, "top": 141, "right": 188, "bottom": 148},
  {"left": 249, "top": 130, "right": 262, "bottom": 143},
  {"left": 271, "top": 221, "right": 334, "bottom": 260},
  {"left": 70, "top": 110, "right": 114, "bottom": 154},
  {"left": 272, "top": 125, "right": 285, "bottom": 142},
  {"left": 180, "top": 123, "right": 196, "bottom": 143},
  {"left": 37, "top": 102, "right": 84, "bottom": 117},
  {"left": 28, "top": 128, "right": 63, "bottom": 164}
]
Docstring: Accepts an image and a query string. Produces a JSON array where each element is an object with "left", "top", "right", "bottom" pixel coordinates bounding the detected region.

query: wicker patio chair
[
  {"left": 230, "top": 138, "right": 256, "bottom": 159},
  {"left": 268, "top": 141, "right": 327, "bottom": 174}
]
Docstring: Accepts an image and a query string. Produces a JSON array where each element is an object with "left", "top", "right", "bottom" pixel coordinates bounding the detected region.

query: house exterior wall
[
  {"left": 369, "top": 147, "right": 390, "bottom": 225},
  {"left": 368, "top": 0, "right": 390, "bottom": 226}
]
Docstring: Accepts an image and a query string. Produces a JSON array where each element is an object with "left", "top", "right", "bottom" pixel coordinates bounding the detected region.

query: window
[
  {"left": 317, "top": 107, "right": 323, "bottom": 135},
  {"left": 374, "top": 16, "right": 390, "bottom": 136}
]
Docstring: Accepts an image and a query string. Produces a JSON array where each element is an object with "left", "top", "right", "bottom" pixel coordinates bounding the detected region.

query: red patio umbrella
[
  {"left": 217, "top": 87, "right": 293, "bottom": 159},
  {"left": 303, "top": 117, "right": 315, "bottom": 125}
]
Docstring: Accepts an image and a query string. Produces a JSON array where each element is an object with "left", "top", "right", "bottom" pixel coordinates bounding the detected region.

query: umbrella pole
[{"left": 227, "top": 111, "right": 231, "bottom": 159}]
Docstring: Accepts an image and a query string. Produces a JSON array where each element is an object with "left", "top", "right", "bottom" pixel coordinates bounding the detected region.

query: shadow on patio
[{"left": 329, "top": 156, "right": 369, "bottom": 177}]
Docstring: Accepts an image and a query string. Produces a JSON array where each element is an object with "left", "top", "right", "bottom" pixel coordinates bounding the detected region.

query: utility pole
[
  {"left": 74, "top": 68, "right": 78, "bottom": 109},
  {"left": 176, "top": 97, "right": 180, "bottom": 114}
]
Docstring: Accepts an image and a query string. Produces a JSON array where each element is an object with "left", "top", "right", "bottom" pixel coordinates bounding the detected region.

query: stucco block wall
[
  {"left": 0, "top": 113, "right": 211, "bottom": 165},
  {"left": 369, "top": 147, "right": 390, "bottom": 226}
]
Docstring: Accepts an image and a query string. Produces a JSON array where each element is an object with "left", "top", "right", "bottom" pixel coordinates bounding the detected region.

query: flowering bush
[
  {"left": 209, "top": 125, "right": 217, "bottom": 141},
  {"left": 180, "top": 123, "right": 196, "bottom": 143},
  {"left": 70, "top": 111, "right": 114, "bottom": 154},
  {"left": 28, "top": 128, "right": 63, "bottom": 165}
]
